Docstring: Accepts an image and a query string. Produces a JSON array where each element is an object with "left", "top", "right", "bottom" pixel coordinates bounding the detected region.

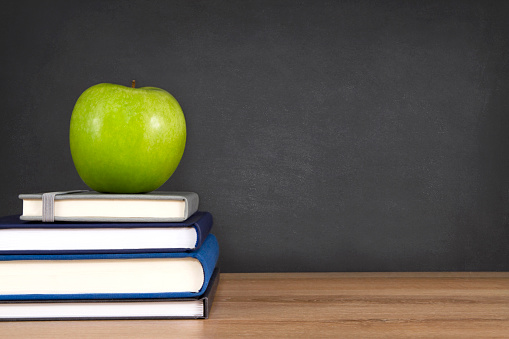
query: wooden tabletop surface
[{"left": 0, "top": 272, "right": 508, "bottom": 338}]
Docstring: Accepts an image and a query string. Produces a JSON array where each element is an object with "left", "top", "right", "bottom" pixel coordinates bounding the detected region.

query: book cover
[
  {"left": 0, "top": 268, "right": 220, "bottom": 321},
  {"left": 0, "top": 211, "right": 212, "bottom": 254},
  {"left": 0, "top": 234, "right": 219, "bottom": 301},
  {"left": 19, "top": 191, "right": 199, "bottom": 222}
]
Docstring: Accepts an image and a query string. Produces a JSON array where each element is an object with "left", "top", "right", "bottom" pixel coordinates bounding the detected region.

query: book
[
  {"left": 0, "top": 268, "right": 220, "bottom": 321},
  {"left": 0, "top": 234, "right": 218, "bottom": 301},
  {"left": 0, "top": 211, "right": 212, "bottom": 254},
  {"left": 18, "top": 191, "right": 199, "bottom": 222}
]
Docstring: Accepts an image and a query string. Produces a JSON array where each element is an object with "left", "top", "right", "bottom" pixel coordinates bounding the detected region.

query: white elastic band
[{"left": 41, "top": 190, "right": 87, "bottom": 222}]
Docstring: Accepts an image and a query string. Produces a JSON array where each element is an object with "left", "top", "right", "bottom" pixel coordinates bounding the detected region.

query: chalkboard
[{"left": 1, "top": 0, "right": 508, "bottom": 272}]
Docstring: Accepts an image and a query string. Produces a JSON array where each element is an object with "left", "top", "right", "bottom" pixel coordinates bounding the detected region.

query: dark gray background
[{"left": 1, "top": 0, "right": 508, "bottom": 272}]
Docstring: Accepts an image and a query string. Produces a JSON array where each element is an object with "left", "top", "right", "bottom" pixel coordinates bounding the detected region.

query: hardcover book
[
  {"left": 0, "top": 212, "right": 212, "bottom": 254},
  {"left": 19, "top": 191, "right": 199, "bottom": 222},
  {"left": 0, "top": 234, "right": 218, "bottom": 301},
  {"left": 0, "top": 268, "right": 220, "bottom": 321}
]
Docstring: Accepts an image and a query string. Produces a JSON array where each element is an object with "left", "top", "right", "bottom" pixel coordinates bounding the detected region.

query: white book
[
  {"left": 18, "top": 191, "right": 199, "bottom": 222},
  {"left": 0, "top": 269, "right": 220, "bottom": 320}
]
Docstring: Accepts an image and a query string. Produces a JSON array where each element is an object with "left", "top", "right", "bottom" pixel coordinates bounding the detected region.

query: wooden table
[{"left": 0, "top": 272, "right": 508, "bottom": 338}]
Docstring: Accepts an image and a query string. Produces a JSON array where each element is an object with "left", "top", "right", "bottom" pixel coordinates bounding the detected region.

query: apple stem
[{"left": 132, "top": 80, "right": 136, "bottom": 88}]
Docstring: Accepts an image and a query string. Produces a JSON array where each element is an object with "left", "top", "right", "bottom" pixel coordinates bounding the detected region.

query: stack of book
[{"left": 0, "top": 191, "right": 219, "bottom": 320}]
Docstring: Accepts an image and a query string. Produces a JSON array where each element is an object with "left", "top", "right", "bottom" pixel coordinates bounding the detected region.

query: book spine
[
  {"left": 185, "top": 193, "right": 200, "bottom": 219},
  {"left": 192, "top": 234, "right": 219, "bottom": 295},
  {"left": 193, "top": 212, "right": 213, "bottom": 249}
]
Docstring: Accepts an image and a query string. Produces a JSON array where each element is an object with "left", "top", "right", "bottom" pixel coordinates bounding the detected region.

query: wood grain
[{"left": 0, "top": 272, "right": 507, "bottom": 338}]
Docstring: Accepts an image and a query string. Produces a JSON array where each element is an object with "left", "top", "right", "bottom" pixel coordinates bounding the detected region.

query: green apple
[{"left": 69, "top": 82, "right": 186, "bottom": 193}]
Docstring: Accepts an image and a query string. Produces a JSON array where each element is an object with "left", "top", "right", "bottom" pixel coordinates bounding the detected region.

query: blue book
[
  {"left": 0, "top": 234, "right": 219, "bottom": 301},
  {"left": 0, "top": 212, "right": 212, "bottom": 254}
]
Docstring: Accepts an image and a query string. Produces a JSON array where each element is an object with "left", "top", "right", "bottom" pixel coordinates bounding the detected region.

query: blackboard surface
[{"left": 1, "top": 1, "right": 508, "bottom": 272}]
